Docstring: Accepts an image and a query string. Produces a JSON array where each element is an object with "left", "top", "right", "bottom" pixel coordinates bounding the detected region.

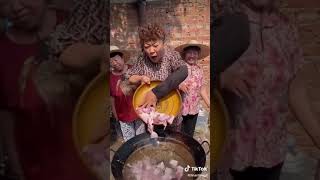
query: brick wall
[
  {"left": 110, "top": 0, "right": 320, "bottom": 92},
  {"left": 280, "top": 2, "right": 320, "bottom": 61},
  {"left": 110, "top": 0, "right": 210, "bottom": 87}
]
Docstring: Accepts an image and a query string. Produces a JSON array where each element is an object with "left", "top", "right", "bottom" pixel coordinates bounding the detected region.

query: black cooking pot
[{"left": 111, "top": 130, "right": 209, "bottom": 180}]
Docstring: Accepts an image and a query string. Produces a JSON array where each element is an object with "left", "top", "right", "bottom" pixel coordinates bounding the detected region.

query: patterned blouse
[
  {"left": 125, "top": 47, "right": 186, "bottom": 81},
  {"left": 181, "top": 64, "right": 204, "bottom": 116},
  {"left": 225, "top": 5, "right": 305, "bottom": 170}
]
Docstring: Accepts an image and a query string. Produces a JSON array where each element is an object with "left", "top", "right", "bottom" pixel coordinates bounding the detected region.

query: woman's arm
[
  {"left": 60, "top": 43, "right": 105, "bottom": 69},
  {"left": 119, "top": 55, "right": 149, "bottom": 95},
  {"left": 289, "top": 71, "right": 320, "bottom": 149},
  {"left": 110, "top": 97, "right": 118, "bottom": 120},
  {"left": 152, "top": 65, "right": 188, "bottom": 99},
  {"left": 139, "top": 65, "right": 188, "bottom": 108},
  {"left": 200, "top": 85, "right": 210, "bottom": 108},
  {"left": 129, "top": 75, "right": 143, "bottom": 84}
]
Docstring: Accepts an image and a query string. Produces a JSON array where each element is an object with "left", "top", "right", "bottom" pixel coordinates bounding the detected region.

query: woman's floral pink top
[
  {"left": 226, "top": 5, "right": 305, "bottom": 170},
  {"left": 181, "top": 64, "right": 204, "bottom": 116}
]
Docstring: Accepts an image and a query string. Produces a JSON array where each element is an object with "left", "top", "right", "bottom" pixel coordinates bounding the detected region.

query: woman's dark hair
[
  {"left": 138, "top": 23, "right": 166, "bottom": 48},
  {"left": 110, "top": 52, "right": 123, "bottom": 58}
]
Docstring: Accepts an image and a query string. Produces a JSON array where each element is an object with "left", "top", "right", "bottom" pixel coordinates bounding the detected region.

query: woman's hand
[
  {"left": 179, "top": 83, "right": 189, "bottom": 93},
  {"left": 220, "top": 69, "right": 253, "bottom": 101},
  {"left": 140, "top": 90, "right": 158, "bottom": 108},
  {"left": 140, "top": 75, "right": 151, "bottom": 85},
  {"left": 129, "top": 75, "right": 150, "bottom": 85}
]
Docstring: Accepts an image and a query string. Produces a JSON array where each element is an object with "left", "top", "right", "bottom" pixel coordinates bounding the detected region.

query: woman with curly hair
[{"left": 121, "top": 23, "right": 188, "bottom": 132}]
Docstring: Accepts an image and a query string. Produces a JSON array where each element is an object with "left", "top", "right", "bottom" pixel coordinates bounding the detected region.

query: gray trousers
[{"left": 119, "top": 119, "right": 146, "bottom": 141}]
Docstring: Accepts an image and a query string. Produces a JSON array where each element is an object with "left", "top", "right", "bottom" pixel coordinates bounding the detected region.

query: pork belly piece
[
  {"left": 136, "top": 107, "right": 177, "bottom": 139},
  {"left": 176, "top": 166, "right": 184, "bottom": 180},
  {"left": 169, "top": 160, "right": 178, "bottom": 168}
]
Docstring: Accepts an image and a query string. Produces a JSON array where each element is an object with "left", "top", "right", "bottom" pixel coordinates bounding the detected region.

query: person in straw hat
[
  {"left": 110, "top": 45, "right": 146, "bottom": 142},
  {"left": 175, "top": 40, "right": 210, "bottom": 137}
]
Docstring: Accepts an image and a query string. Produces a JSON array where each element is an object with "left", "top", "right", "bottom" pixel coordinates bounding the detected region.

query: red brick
[{"left": 111, "top": 0, "right": 210, "bottom": 80}]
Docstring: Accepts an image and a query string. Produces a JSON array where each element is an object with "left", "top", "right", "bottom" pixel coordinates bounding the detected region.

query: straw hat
[
  {"left": 175, "top": 40, "right": 210, "bottom": 60},
  {"left": 110, "top": 45, "right": 130, "bottom": 61}
]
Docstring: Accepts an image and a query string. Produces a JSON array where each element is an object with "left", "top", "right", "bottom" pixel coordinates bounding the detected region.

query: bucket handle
[{"left": 201, "top": 140, "right": 210, "bottom": 155}]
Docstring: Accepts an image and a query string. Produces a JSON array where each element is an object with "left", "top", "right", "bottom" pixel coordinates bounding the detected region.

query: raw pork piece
[
  {"left": 164, "top": 167, "right": 173, "bottom": 177},
  {"left": 128, "top": 158, "right": 184, "bottom": 180},
  {"left": 153, "top": 168, "right": 161, "bottom": 176},
  {"left": 169, "top": 160, "right": 178, "bottom": 168},
  {"left": 176, "top": 166, "right": 184, "bottom": 179},
  {"left": 150, "top": 131, "right": 159, "bottom": 138},
  {"left": 157, "top": 162, "right": 165, "bottom": 170},
  {"left": 136, "top": 107, "right": 175, "bottom": 138}
]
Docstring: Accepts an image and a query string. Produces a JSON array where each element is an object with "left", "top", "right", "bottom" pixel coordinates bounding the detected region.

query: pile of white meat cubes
[{"left": 128, "top": 158, "right": 184, "bottom": 180}]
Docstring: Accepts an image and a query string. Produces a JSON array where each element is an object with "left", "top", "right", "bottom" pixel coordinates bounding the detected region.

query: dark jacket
[{"left": 211, "top": 12, "right": 250, "bottom": 88}]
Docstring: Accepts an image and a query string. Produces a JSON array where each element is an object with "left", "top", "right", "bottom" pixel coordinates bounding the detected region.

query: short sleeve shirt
[{"left": 181, "top": 64, "right": 204, "bottom": 116}]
